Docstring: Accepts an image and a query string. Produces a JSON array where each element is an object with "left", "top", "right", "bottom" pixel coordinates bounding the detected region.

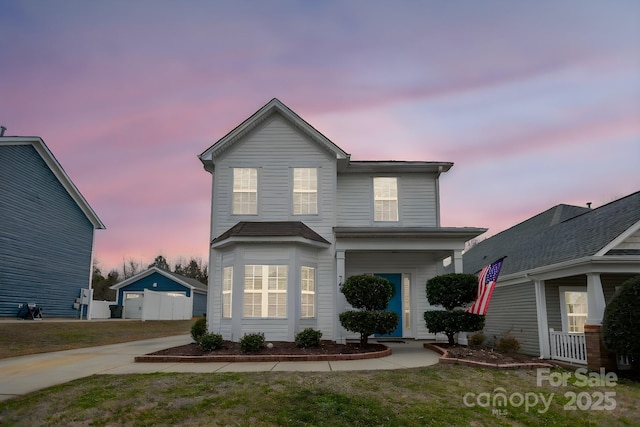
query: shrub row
[{"left": 191, "top": 319, "right": 323, "bottom": 353}]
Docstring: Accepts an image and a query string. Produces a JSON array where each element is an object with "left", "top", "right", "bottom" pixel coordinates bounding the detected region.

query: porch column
[
  {"left": 586, "top": 273, "right": 606, "bottom": 326},
  {"left": 335, "top": 250, "right": 347, "bottom": 343},
  {"left": 584, "top": 273, "right": 616, "bottom": 370},
  {"left": 534, "top": 280, "right": 550, "bottom": 359},
  {"left": 452, "top": 250, "right": 463, "bottom": 273}
]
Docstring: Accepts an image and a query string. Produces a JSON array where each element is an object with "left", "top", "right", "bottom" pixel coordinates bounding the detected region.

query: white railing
[{"left": 549, "top": 329, "right": 587, "bottom": 364}]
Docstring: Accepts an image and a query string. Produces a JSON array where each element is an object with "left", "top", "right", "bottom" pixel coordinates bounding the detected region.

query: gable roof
[
  {"left": 0, "top": 136, "right": 105, "bottom": 229},
  {"left": 110, "top": 266, "right": 208, "bottom": 293},
  {"left": 463, "top": 191, "right": 640, "bottom": 276},
  {"left": 199, "top": 98, "right": 349, "bottom": 171},
  {"left": 211, "top": 221, "right": 331, "bottom": 248}
]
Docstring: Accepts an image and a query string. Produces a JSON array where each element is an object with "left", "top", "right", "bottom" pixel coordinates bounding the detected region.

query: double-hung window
[
  {"left": 374, "top": 177, "right": 398, "bottom": 221},
  {"left": 222, "top": 266, "right": 233, "bottom": 318},
  {"left": 243, "top": 265, "right": 287, "bottom": 318},
  {"left": 301, "top": 266, "right": 315, "bottom": 318},
  {"left": 560, "top": 289, "right": 588, "bottom": 333},
  {"left": 233, "top": 168, "right": 257, "bottom": 214},
  {"left": 293, "top": 168, "right": 318, "bottom": 215}
]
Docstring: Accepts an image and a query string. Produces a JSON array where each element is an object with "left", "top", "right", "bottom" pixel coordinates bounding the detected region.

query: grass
[
  {"left": 0, "top": 365, "right": 639, "bottom": 426},
  {"left": 1, "top": 321, "right": 639, "bottom": 425},
  {"left": 0, "top": 320, "right": 192, "bottom": 359}
]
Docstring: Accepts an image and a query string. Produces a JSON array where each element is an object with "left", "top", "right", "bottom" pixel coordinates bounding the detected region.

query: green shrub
[
  {"left": 341, "top": 274, "right": 395, "bottom": 310},
  {"left": 198, "top": 332, "right": 224, "bottom": 351},
  {"left": 425, "top": 274, "right": 479, "bottom": 310},
  {"left": 423, "top": 310, "right": 485, "bottom": 345},
  {"left": 468, "top": 331, "right": 486, "bottom": 348},
  {"left": 240, "top": 332, "right": 266, "bottom": 353},
  {"left": 496, "top": 333, "right": 521, "bottom": 354},
  {"left": 339, "top": 310, "right": 399, "bottom": 345},
  {"left": 603, "top": 275, "right": 640, "bottom": 368},
  {"left": 191, "top": 318, "right": 207, "bottom": 342},
  {"left": 295, "top": 328, "right": 323, "bottom": 348},
  {"left": 339, "top": 275, "right": 399, "bottom": 345}
]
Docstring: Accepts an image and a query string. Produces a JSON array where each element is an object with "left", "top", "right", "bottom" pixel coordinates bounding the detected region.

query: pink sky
[{"left": 1, "top": 1, "right": 639, "bottom": 272}]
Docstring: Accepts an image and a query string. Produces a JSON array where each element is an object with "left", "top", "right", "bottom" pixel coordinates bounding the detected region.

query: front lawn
[
  {"left": 0, "top": 320, "right": 192, "bottom": 359},
  {"left": 1, "top": 364, "right": 638, "bottom": 426}
]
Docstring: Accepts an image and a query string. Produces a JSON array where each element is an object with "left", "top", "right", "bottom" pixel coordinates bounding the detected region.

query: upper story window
[
  {"left": 374, "top": 177, "right": 398, "bottom": 222},
  {"left": 233, "top": 168, "right": 257, "bottom": 214},
  {"left": 293, "top": 168, "right": 318, "bottom": 215}
]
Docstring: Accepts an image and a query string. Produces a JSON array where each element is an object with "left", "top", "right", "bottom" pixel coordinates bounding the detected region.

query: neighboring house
[
  {"left": 0, "top": 136, "right": 105, "bottom": 318},
  {"left": 110, "top": 267, "right": 208, "bottom": 320},
  {"left": 199, "top": 98, "right": 485, "bottom": 343},
  {"left": 463, "top": 191, "right": 640, "bottom": 369}
]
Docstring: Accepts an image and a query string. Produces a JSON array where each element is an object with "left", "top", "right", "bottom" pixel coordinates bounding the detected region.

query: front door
[{"left": 375, "top": 273, "right": 402, "bottom": 337}]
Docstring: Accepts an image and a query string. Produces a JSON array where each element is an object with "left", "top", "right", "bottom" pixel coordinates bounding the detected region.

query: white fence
[
  {"left": 90, "top": 300, "right": 117, "bottom": 319},
  {"left": 549, "top": 329, "right": 587, "bottom": 364},
  {"left": 141, "top": 289, "right": 192, "bottom": 320}
]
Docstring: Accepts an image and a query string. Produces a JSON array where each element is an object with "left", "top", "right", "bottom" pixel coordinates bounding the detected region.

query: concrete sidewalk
[{"left": 0, "top": 335, "right": 441, "bottom": 401}]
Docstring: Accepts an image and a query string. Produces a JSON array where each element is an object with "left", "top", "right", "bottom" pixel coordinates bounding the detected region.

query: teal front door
[{"left": 375, "top": 273, "right": 402, "bottom": 337}]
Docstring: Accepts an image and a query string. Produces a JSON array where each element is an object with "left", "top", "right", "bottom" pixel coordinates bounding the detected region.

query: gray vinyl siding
[
  {"left": 336, "top": 173, "right": 438, "bottom": 227},
  {"left": 212, "top": 115, "right": 336, "bottom": 241},
  {"left": 545, "top": 282, "right": 563, "bottom": 331},
  {"left": 208, "top": 115, "right": 339, "bottom": 342},
  {"left": 0, "top": 145, "right": 94, "bottom": 318},
  {"left": 483, "top": 282, "right": 540, "bottom": 356}
]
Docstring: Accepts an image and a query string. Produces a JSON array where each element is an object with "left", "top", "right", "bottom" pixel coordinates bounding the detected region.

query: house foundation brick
[{"left": 584, "top": 324, "right": 616, "bottom": 371}]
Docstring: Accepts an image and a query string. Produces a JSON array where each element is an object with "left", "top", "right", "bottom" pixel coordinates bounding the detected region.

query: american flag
[{"left": 466, "top": 258, "right": 504, "bottom": 315}]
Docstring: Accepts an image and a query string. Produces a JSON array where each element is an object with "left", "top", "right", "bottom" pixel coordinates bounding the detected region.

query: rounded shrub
[
  {"left": 191, "top": 317, "right": 207, "bottom": 342},
  {"left": 423, "top": 310, "right": 485, "bottom": 345},
  {"left": 603, "top": 275, "right": 640, "bottom": 368},
  {"left": 295, "top": 328, "right": 323, "bottom": 348},
  {"left": 425, "top": 273, "right": 478, "bottom": 310},
  {"left": 339, "top": 310, "right": 399, "bottom": 345},
  {"left": 198, "top": 332, "right": 224, "bottom": 351},
  {"left": 240, "top": 332, "right": 266, "bottom": 353},
  {"left": 341, "top": 275, "right": 394, "bottom": 310}
]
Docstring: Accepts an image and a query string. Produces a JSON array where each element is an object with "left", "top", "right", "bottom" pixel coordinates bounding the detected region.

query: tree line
[{"left": 91, "top": 255, "right": 208, "bottom": 301}]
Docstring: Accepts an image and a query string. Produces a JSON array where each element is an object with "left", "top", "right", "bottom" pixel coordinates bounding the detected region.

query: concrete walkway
[{"left": 0, "top": 335, "right": 441, "bottom": 401}]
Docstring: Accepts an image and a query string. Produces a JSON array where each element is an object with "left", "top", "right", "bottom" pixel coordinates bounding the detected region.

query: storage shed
[{"left": 110, "top": 267, "right": 207, "bottom": 320}]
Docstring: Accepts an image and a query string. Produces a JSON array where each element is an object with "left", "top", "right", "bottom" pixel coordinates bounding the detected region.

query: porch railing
[{"left": 549, "top": 328, "right": 587, "bottom": 364}]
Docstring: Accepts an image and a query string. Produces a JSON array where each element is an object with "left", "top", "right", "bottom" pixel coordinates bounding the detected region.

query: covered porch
[
  {"left": 530, "top": 256, "right": 640, "bottom": 369},
  {"left": 333, "top": 227, "right": 485, "bottom": 342}
]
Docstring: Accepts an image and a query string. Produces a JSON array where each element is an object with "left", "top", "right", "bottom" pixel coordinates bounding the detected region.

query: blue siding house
[
  {"left": 110, "top": 267, "right": 207, "bottom": 320},
  {"left": 0, "top": 136, "right": 105, "bottom": 318}
]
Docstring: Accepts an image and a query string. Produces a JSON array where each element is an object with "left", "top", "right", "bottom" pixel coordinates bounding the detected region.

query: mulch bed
[
  {"left": 149, "top": 340, "right": 386, "bottom": 357},
  {"left": 426, "top": 343, "right": 554, "bottom": 369}
]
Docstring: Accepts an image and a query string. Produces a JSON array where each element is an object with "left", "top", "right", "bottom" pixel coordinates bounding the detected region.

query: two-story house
[
  {"left": 0, "top": 136, "right": 105, "bottom": 318},
  {"left": 199, "top": 99, "right": 485, "bottom": 343}
]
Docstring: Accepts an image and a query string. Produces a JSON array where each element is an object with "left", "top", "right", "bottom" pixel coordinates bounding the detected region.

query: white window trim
[
  {"left": 232, "top": 167, "right": 258, "bottom": 215},
  {"left": 243, "top": 265, "right": 287, "bottom": 319},
  {"left": 292, "top": 167, "right": 318, "bottom": 215},
  {"left": 559, "top": 286, "right": 587, "bottom": 333},
  {"left": 373, "top": 177, "right": 399, "bottom": 222},
  {"left": 301, "top": 266, "right": 316, "bottom": 319},
  {"left": 222, "top": 266, "right": 233, "bottom": 318}
]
